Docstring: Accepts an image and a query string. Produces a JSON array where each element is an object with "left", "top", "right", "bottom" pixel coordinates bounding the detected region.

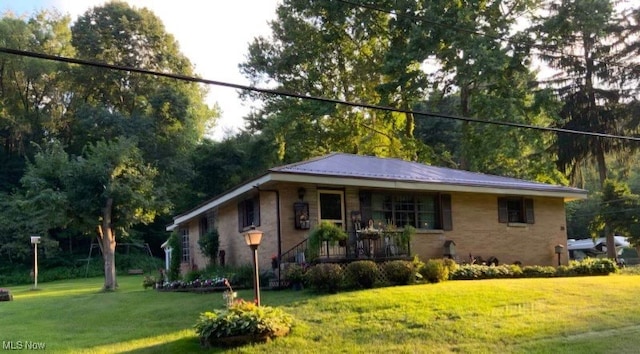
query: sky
[{"left": 1, "top": 0, "right": 280, "bottom": 140}]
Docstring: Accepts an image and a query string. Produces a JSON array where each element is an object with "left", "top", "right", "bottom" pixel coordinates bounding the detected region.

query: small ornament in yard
[
  {"left": 0, "top": 288, "right": 13, "bottom": 301},
  {"left": 222, "top": 278, "right": 237, "bottom": 308}
]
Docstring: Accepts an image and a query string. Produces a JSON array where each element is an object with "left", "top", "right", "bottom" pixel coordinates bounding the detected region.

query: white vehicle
[{"left": 567, "top": 236, "right": 630, "bottom": 260}]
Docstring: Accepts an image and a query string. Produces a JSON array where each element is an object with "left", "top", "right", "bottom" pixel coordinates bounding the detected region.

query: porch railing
[{"left": 279, "top": 230, "right": 411, "bottom": 266}]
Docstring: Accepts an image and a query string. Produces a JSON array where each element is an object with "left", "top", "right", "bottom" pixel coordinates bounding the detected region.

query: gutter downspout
[{"left": 257, "top": 187, "right": 281, "bottom": 287}]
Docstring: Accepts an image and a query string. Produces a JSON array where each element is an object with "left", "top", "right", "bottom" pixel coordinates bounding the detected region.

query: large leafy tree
[
  {"left": 412, "top": 0, "right": 562, "bottom": 180},
  {"left": 241, "top": 0, "right": 421, "bottom": 162},
  {"left": 0, "top": 11, "right": 75, "bottom": 191},
  {"left": 21, "top": 138, "right": 165, "bottom": 290},
  {"left": 70, "top": 1, "right": 217, "bottom": 211}
]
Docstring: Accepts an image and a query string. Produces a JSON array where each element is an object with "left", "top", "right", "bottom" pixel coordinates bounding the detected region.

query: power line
[{"left": 2, "top": 46, "right": 640, "bottom": 142}]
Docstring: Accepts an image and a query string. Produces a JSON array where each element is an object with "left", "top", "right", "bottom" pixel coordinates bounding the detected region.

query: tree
[
  {"left": 21, "top": 138, "right": 166, "bottom": 290},
  {"left": 589, "top": 179, "right": 640, "bottom": 258},
  {"left": 70, "top": 1, "right": 217, "bottom": 211},
  {"left": 534, "top": 0, "right": 637, "bottom": 187},
  {"left": 0, "top": 11, "right": 75, "bottom": 191},
  {"left": 240, "top": 0, "right": 418, "bottom": 161}
]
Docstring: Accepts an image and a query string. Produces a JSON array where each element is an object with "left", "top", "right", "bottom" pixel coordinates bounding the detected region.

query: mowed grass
[{"left": 3, "top": 274, "right": 640, "bottom": 353}]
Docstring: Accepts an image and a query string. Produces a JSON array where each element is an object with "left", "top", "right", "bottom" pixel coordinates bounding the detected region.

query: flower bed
[{"left": 194, "top": 300, "right": 293, "bottom": 347}]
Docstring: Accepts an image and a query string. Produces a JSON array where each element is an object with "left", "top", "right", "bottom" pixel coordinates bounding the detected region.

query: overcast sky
[{"left": 2, "top": 0, "right": 280, "bottom": 140}]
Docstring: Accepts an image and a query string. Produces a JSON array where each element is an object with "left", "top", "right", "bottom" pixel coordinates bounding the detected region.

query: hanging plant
[{"left": 308, "top": 221, "right": 348, "bottom": 258}]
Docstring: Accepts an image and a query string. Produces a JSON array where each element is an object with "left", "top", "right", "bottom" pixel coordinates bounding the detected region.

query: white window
[
  {"left": 318, "top": 190, "right": 345, "bottom": 228},
  {"left": 181, "top": 228, "right": 190, "bottom": 262}
]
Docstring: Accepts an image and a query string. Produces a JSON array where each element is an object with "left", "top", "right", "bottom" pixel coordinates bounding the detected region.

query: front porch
[{"left": 279, "top": 230, "right": 412, "bottom": 266}]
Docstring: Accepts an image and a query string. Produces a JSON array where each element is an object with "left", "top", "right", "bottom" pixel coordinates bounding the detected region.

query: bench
[{"left": 127, "top": 269, "right": 144, "bottom": 275}]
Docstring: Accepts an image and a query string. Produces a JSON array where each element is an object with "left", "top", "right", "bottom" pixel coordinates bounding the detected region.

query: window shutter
[
  {"left": 524, "top": 198, "right": 535, "bottom": 224},
  {"left": 498, "top": 197, "right": 508, "bottom": 223},
  {"left": 440, "top": 194, "right": 453, "bottom": 231},
  {"left": 359, "top": 191, "right": 372, "bottom": 223},
  {"left": 237, "top": 202, "right": 243, "bottom": 232},
  {"left": 253, "top": 196, "right": 261, "bottom": 227}
]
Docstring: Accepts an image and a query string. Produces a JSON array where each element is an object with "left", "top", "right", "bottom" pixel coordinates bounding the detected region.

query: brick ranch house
[{"left": 166, "top": 153, "right": 587, "bottom": 275}]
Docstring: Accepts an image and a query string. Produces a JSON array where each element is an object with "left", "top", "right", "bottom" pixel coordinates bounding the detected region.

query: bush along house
[{"left": 166, "top": 153, "right": 587, "bottom": 277}]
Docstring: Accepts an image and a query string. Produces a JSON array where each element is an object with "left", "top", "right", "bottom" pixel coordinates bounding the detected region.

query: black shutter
[
  {"left": 524, "top": 198, "right": 534, "bottom": 224},
  {"left": 498, "top": 197, "right": 508, "bottom": 223},
  {"left": 440, "top": 194, "right": 453, "bottom": 231},
  {"left": 237, "top": 201, "right": 244, "bottom": 232},
  {"left": 253, "top": 196, "right": 261, "bottom": 227},
  {"left": 359, "top": 190, "right": 372, "bottom": 223}
]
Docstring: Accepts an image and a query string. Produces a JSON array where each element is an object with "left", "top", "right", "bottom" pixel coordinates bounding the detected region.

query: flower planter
[{"left": 200, "top": 327, "right": 291, "bottom": 348}]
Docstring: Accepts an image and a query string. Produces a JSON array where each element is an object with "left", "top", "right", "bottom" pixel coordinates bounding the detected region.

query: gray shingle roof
[{"left": 270, "top": 153, "right": 586, "bottom": 196}]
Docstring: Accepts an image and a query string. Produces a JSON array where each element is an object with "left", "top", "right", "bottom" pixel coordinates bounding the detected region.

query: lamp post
[
  {"left": 30, "top": 236, "right": 41, "bottom": 289},
  {"left": 244, "top": 228, "right": 263, "bottom": 306},
  {"left": 555, "top": 244, "right": 564, "bottom": 267}
]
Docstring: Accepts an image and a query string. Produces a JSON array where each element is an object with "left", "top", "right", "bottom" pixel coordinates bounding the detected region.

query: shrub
[
  {"left": 306, "top": 263, "right": 344, "bottom": 293},
  {"left": 0, "top": 288, "right": 13, "bottom": 301},
  {"left": 198, "top": 229, "right": 220, "bottom": 265},
  {"left": 194, "top": 300, "right": 293, "bottom": 347},
  {"left": 570, "top": 258, "right": 618, "bottom": 275},
  {"left": 522, "top": 265, "right": 556, "bottom": 278},
  {"left": 344, "top": 260, "right": 380, "bottom": 289},
  {"left": 383, "top": 260, "right": 414, "bottom": 285},
  {"left": 420, "top": 259, "right": 449, "bottom": 283},
  {"left": 284, "top": 264, "right": 305, "bottom": 284},
  {"left": 142, "top": 275, "right": 157, "bottom": 289},
  {"left": 450, "top": 264, "right": 489, "bottom": 280},
  {"left": 185, "top": 269, "right": 204, "bottom": 282}
]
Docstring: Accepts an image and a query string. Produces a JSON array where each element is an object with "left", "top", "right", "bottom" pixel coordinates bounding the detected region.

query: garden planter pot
[{"left": 200, "top": 327, "right": 290, "bottom": 348}]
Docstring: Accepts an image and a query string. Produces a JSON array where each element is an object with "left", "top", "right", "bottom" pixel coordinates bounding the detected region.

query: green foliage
[
  {"left": 420, "top": 259, "right": 450, "bottom": 283},
  {"left": 521, "top": 265, "right": 557, "bottom": 278},
  {"left": 308, "top": 221, "right": 348, "bottom": 259},
  {"left": 305, "top": 263, "right": 344, "bottom": 294},
  {"left": 168, "top": 232, "right": 182, "bottom": 281},
  {"left": 382, "top": 260, "right": 414, "bottom": 285},
  {"left": 198, "top": 229, "right": 220, "bottom": 266},
  {"left": 569, "top": 258, "right": 618, "bottom": 276},
  {"left": 283, "top": 264, "right": 305, "bottom": 284},
  {"left": 142, "top": 276, "right": 157, "bottom": 289},
  {"left": 344, "top": 260, "right": 380, "bottom": 289},
  {"left": 194, "top": 300, "right": 293, "bottom": 347}
]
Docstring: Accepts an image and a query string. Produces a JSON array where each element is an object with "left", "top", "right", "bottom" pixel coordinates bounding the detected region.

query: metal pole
[
  {"left": 34, "top": 244, "right": 38, "bottom": 289},
  {"left": 252, "top": 245, "right": 261, "bottom": 306}
]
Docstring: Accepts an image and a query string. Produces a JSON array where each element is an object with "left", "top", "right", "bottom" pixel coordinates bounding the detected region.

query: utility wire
[{"left": 2, "top": 46, "right": 640, "bottom": 142}]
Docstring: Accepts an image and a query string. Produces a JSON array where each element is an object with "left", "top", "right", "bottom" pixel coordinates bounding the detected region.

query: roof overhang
[
  {"left": 269, "top": 172, "right": 588, "bottom": 201},
  {"left": 166, "top": 171, "right": 587, "bottom": 231}
]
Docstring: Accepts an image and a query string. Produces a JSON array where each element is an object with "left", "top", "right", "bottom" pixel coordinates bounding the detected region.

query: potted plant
[
  {"left": 309, "top": 221, "right": 347, "bottom": 246},
  {"left": 400, "top": 225, "right": 416, "bottom": 245},
  {"left": 308, "top": 221, "right": 348, "bottom": 259}
]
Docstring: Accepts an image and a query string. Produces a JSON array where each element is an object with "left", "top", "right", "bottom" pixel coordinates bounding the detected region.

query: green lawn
[{"left": 3, "top": 274, "right": 640, "bottom": 353}]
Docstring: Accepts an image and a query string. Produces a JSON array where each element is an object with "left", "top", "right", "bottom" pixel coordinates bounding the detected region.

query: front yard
[{"left": 3, "top": 274, "right": 640, "bottom": 352}]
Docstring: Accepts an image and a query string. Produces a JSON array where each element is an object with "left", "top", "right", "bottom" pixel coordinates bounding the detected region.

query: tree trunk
[
  {"left": 605, "top": 226, "right": 617, "bottom": 261},
  {"left": 99, "top": 197, "right": 118, "bottom": 291}
]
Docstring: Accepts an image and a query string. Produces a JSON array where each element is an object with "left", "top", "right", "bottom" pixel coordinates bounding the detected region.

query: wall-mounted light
[{"left": 297, "top": 187, "right": 306, "bottom": 201}]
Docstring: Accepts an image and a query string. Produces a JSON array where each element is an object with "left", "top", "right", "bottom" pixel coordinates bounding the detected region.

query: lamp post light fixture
[
  {"left": 30, "top": 236, "right": 41, "bottom": 289},
  {"left": 244, "top": 228, "right": 263, "bottom": 306},
  {"left": 554, "top": 244, "right": 564, "bottom": 267}
]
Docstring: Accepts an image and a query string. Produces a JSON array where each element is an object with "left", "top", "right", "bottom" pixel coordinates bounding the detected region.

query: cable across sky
[{"left": 1, "top": 46, "right": 639, "bottom": 142}]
